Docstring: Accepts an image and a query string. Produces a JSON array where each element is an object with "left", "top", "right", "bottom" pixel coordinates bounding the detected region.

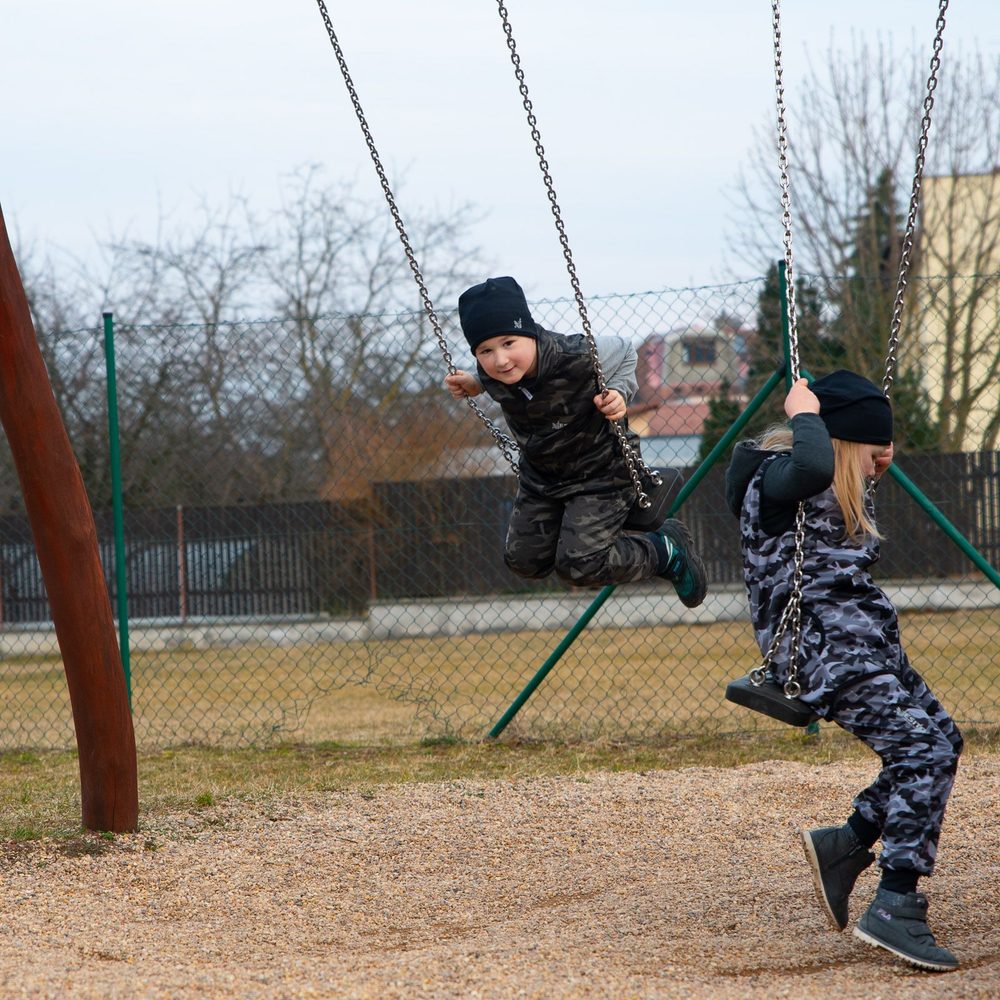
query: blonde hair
[
  {"left": 753, "top": 426, "right": 880, "bottom": 541},
  {"left": 831, "top": 438, "right": 881, "bottom": 540}
]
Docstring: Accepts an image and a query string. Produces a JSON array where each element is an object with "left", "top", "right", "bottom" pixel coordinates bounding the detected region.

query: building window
[{"left": 683, "top": 339, "right": 716, "bottom": 365}]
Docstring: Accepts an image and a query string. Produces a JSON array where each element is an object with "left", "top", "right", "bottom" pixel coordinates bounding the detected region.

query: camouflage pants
[
  {"left": 829, "top": 661, "right": 963, "bottom": 876},
  {"left": 504, "top": 482, "right": 659, "bottom": 587}
]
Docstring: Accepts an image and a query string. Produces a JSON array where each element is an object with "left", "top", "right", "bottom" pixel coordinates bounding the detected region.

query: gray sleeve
[
  {"left": 758, "top": 414, "right": 835, "bottom": 533},
  {"left": 594, "top": 335, "right": 639, "bottom": 402}
]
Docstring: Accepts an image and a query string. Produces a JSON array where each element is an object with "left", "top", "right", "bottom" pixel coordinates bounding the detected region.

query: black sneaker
[
  {"left": 801, "top": 826, "right": 875, "bottom": 931},
  {"left": 854, "top": 889, "right": 959, "bottom": 972},
  {"left": 657, "top": 519, "right": 707, "bottom": 608}
]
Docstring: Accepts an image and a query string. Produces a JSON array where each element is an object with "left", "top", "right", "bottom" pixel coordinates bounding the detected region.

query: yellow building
[{"left": 910, "top": 171, "right": 1000, "bottom": 451}]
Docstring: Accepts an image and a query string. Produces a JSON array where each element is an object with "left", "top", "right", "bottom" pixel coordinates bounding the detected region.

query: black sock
[
  {"left": 879, "top": 867, "right": 920, "bottom": 896},
  {"left": 847, "top": 811, "right": 881, "bottom": 849}
]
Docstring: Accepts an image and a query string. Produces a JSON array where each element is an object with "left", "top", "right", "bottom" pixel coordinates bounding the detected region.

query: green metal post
[
  {"left": 886, "top": 463, "right": 1000, "bottom": 589},
  {"left": 488, "top": 586, "right": 616, "bottom": 739},
  {"left": 103, "top": 312, "right": 132, "bottom": 705},
  {"left": 488, "top": 367, "right": 789, "bottom": 739}
]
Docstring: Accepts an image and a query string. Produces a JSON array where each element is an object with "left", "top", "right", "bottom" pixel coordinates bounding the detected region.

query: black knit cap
[
  {"left": 458, "top": 276, "right": 538, "bottom": 352},
  {"left": 811, "top": 369, "right": 893, "bottom": 445}
]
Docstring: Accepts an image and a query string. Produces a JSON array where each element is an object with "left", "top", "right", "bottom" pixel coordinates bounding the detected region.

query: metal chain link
[
  {"left": 883, "top": 0, "right": 949, "bottom": 398},
  {"left": 495, "top": 0, "right": 660, "bottom": 506},
  {"left": 761, "top": 0, "right": 947, "bottom": 699},
  {"left": 312, "top": 0, "right": 521, "bottom": 473},
  {"left": 765, "top": 0, "right": 806, "bottom": 698},
  {"left": 772, "top": 0, "right": 800, "bottom": 384}
]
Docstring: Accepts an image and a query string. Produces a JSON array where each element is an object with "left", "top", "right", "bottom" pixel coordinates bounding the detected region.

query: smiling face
[{"left": 474, "top": 334, "right": 538, "bottom": 384}]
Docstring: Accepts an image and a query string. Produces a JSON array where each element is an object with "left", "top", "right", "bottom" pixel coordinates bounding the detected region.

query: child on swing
[
  {"left": 726, "top": 370, "right": 963, "bottom": 972},
  {"left": 445, "top": 275, "right": 707, "bottom": 607}
]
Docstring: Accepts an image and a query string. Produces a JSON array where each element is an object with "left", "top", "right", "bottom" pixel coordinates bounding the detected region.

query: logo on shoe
[{"left": 875, "top": 906, "right": 893, "bottom": 921}]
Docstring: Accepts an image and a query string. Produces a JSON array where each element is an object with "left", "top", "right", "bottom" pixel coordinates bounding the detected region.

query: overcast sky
[{"left": 3, "top": 1, "right": 997, "bottom": 307}]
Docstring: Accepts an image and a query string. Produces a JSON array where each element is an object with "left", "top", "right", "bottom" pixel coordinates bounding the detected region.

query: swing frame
[{"left": 312, "top": 0, "right": 999, "bottom": 739}]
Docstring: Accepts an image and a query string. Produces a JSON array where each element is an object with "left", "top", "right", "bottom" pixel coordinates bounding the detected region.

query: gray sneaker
[
  {"left": 853, "top": 889, "right": 959, "bottom": 972},
  {"left": 800, "top": 825, "right": 875, "bottom": 931},
  {"left": 657, "top": 519, "right": 707, "bottom": 608}
]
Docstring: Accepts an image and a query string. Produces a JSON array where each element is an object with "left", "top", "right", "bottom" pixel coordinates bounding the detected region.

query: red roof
[{"left": 642, "top": 400, "right": 709, "bottom": 436}]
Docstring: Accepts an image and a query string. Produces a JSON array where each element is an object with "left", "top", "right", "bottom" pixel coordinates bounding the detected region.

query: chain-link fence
[{"left": 1, "top": 272, "right": 998, "bottom": 749}]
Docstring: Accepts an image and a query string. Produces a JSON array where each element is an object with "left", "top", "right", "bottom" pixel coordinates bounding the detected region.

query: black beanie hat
[
  {"left": 811, "top": 369, "right": 893, "bottom": 445},
  {"left": 458, "top": 276, "right": 538, "bottom": 352}
]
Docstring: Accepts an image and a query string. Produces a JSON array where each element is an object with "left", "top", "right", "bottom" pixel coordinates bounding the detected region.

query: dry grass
[
  {"left": 4, "top": 729, "right": 1000, "bottom": 844},
  {"left": 1, "top": 608, "right": 997, "bottom": 750}
]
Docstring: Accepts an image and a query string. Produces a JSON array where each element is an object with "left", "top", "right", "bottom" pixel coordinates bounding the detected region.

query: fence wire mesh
[{"left": 1, "top": 272, "right": 998, "bottom": 749}]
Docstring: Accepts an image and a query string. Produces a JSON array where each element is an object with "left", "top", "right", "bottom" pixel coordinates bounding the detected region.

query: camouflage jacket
[
  {"left": 726, "top": 414, "right": 903, "bottom": 709},
  {"left": 478, "top": 327, "right": 641, "bottom": 493}
]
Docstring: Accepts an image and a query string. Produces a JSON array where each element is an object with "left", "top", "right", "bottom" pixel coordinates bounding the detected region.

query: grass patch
[
  {"left": 2, "top": 729, "right": 997, "bottom": 842},
  {"left": 3, "top": 607, "right": 998, "bottom": 750}
]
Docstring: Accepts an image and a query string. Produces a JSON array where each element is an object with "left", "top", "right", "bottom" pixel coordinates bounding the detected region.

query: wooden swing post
[{"left": 0, "top": 203, "right": 137, "bottom": 832}]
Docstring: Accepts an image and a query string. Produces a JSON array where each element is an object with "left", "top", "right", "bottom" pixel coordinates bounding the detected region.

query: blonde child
[{"left": 725, "top": 371, "right": 963, "bottom": 972}]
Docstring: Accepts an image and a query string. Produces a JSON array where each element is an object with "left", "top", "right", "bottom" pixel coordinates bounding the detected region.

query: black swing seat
[
  {"left": 622, "top": 468, "right": 682, "bottom": 533},
  {"left": 725, "top": 671, "right": 819, "bottom": 727}
]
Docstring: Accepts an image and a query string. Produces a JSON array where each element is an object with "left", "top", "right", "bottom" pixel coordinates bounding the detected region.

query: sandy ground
[{"left": 2, "top": 754, "right": 998, "bottom": 999}]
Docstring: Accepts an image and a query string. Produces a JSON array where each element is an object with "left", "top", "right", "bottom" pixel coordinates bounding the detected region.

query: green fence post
[
  {"left": 886, "top": 463, "right": 1000, "bottom": 590},
  {"left": 103, "top": 311, "right": 132, "bottom": 706},
  {"left": 487, "top": 365, "right": 788, "bottom": 739}
]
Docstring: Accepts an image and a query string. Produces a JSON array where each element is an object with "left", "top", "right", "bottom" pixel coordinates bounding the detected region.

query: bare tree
[
  {"left": 256, "top": 165, "right": 487, "bottom": 501},
  {"left": 10, "top": 169, "right": 487, "bottom": 509},
  {"left": 729, "top": 38, "right": 1000, "bottom": 449}
]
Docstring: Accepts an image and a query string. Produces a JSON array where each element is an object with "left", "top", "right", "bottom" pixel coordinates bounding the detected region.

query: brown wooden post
[{"left": 0, "top": 203, "right": 137, "bottom": 832}]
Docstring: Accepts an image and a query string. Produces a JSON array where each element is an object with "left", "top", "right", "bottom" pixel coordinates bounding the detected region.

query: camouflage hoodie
[
  {"left": 725, "top": 413, "right": 905, "bottom": 713},
  {"left": 478, "top": 327, "right": 640, "bottom": 493}
]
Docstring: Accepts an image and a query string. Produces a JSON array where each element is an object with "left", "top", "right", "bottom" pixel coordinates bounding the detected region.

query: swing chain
[
  {"left": 313, "top": 0, "right": 521, "bottom": 473},
  {"left": 495, "top": 0, "right": 661, "bottom": 507},
  {"left": 767, "top": 0, "right": 806, "bottom": 698},
  {"left": 765, "top": 0, "right": 946, "bottom": 697},
  {"left": 883, "top": 0, "right": 949, "bottom": 399},
  {"left": 771, "top": 0, "right": 800, "bottom": 384}
]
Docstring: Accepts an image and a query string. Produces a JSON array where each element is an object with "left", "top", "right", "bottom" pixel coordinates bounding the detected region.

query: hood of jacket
[{"left": 725, "top": 441, "right": 771, "bottom": 519}]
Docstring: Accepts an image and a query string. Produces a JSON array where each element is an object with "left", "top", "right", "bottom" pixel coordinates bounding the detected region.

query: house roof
[{"left": 638, "top": 400, "right": 710, "bottom": 436}]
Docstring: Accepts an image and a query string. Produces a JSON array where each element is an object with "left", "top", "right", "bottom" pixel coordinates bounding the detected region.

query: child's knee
[
  {"left": 553, "top": 551, "right": 606, "bottom": 587},
  {"left": 921, "top": 730, "right": 961, "bottom": 779},
  {"left": 503, "top": 549, "right": 553, "bottom": 580}
]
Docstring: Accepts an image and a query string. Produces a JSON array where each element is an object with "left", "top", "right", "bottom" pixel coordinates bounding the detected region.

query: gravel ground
[{"left": 2, "top": 754, "right": 998, "bottom": 999}]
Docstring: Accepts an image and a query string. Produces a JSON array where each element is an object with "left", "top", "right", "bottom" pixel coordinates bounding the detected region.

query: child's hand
[
  {"left": 874, "top": 442, "right": 894, "bottom": 479},
  {"left": 594, "top": 389, "right": 627, "bottom": 421},
  {"left": 784, "top": 378, "right": 820, "bottom": 418},
  {"left": 444, "top": 371, "right": 482, "bottom": 399}
]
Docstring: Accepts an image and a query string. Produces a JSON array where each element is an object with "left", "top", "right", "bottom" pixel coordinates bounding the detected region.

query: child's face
[{"left": 474, "top": 334, "right": 538, "bottom": 384}]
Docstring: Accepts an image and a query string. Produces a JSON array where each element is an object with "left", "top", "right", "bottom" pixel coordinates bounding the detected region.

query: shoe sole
[
  {"left": 661, "top": 519, "right": 707, "bottom": 608},
  {"left": 800, "top": 828, "right": 846, "bottom": 932},
  {"left": 852, "top": 925, "right": 959, "bottom": 972}
]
